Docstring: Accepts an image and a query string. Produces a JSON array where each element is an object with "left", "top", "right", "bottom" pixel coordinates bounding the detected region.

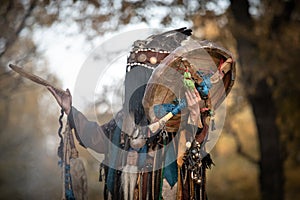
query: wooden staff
[{"left": 9, "top": 63, "right": 65, "bottom": 93}]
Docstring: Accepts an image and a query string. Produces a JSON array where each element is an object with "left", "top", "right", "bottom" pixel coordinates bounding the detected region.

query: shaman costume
[{"left": 68, "top": 28, "right": 235, "bottom": 200}]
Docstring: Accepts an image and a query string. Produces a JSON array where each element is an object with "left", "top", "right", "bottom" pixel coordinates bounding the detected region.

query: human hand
[
  {"left": 47, "top": 86, "right": 72, "bottom": 115},
  {"left": 185, "top": 87, "right": 201, "bottom": 123}
]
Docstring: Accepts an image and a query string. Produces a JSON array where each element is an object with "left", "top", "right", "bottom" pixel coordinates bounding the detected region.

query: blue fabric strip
[
  {"left": 153, "top": 99, "right": 187, "bottom": 118},
  {"left": 171, "top": 99, "right": 186, "bottom": 115},
  {"left": 138, "top": 144, "right": 148, "bottom": 167},
  {"left": 163, "top": 142, "right": 178, "bottom": 187},
  {"left": 197, "top": 71, "right": 212, "bottom": 97},
  {"left": 154, "top": 104, "right": 175, "bottom": 118},
  {"left": 106, "top": 119, "right": 122, "bottom": 193}
]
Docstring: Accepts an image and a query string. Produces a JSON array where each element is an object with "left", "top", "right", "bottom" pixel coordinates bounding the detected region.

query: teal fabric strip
[
  {"left": 163, "top": 142, "right": 178, "bottom": 187},
  {"left": 153, "top": 99, "right": 187, "bottom": 118},
  {"left": 106, "top": 119, "right": 122, "bottom": 193}
]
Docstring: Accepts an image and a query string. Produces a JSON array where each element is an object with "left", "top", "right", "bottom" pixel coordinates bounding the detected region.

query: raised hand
[
  {"left": 185, "top": 87, "right": 201, "bottom": 123},
  {"left": 47, "top": 86, "right": 72, "bottom": 115}
]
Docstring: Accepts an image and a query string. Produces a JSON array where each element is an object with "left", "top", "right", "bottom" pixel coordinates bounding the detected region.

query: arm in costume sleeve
[
  {"left": 67, "top": 106, "right": 110, "bottom": 154},
  {"left": 186, "top": 115, "right": 202, "bottom": 133},
  {"left": 186, "top": 114, "right": 208, "bottom": 143}
]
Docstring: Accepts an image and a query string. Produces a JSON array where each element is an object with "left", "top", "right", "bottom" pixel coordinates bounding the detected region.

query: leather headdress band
[{"left": 126, "top": 48, "right": 170, "bottom": 72}]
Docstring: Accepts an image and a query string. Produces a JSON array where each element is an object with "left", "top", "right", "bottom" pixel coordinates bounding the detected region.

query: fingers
[
  {"left": 65, "top": 88, "right": 72, "bottom": 107},
  {"left": 47, "top": 86, "right": 60, "bottom": 101},
  {"left": 47, "top": 86, "right": 72, "bottom": 115},
  {"left": 185, "top": 89, "right": 200, "bottom": 104},
  {"left": 186, "top": 90, "right": 200, "bottom": 121},
  {"left": 47, "top": 86, "right": 63, "bottom": 107},
  {"left": 185, "top": 90, "right": 193, "bottom": 106},
  {"left": 47, "top": 86, "right": 55, "bottom": 95},
  {"left": 66, "top": 88, "right": 71, "bottom": 96},
  {"left": 185, "top": 89, "right": 202, "bottom": 118},
  {"left": 47, "top": 86, "right": 61, "bottom": 98},
  {"left": 185, "top": 90, "right": 198, "bottom": 111},
  {"left": 193, "top": 87, "right": 201, "bottom": 103}
]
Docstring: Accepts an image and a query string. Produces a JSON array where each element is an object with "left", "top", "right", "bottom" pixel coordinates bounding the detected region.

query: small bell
[{"left": 186, "top": 141, "right": 192, "bottom": 149}]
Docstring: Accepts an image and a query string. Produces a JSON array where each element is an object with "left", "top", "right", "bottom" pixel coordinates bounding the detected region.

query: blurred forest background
[{"left": 0, "top": 0, "right": 299, "bottom": 199}]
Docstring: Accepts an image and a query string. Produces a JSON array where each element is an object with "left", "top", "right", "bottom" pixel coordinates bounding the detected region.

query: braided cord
[
  {"left": 57, "top": 109, "right": 75, "bottom": 199},
  {"left": 57, "top": 109, "right": 64, "bottom": 165}
]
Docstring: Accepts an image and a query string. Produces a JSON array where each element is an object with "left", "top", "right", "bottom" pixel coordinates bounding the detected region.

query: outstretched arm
[{"left": 68, "top": 107, "right": 110, "bottom": 153}]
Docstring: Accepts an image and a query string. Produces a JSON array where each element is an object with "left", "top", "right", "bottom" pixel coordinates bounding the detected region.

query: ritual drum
[{"left": 143, "top": 40, "right": 235, "bottom": 132}]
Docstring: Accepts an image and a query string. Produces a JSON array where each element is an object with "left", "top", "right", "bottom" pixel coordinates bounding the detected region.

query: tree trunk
[
  {"left": 229, "top": 0, "right": 284, "bottom": 199},
  {"left": 249, "top": 79, "right": 284, "bottom": 200}
]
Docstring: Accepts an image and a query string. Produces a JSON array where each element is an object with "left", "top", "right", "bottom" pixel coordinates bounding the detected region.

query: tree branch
[{"left": 0, "top": 0, "right": 37, "bottom": 59}]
